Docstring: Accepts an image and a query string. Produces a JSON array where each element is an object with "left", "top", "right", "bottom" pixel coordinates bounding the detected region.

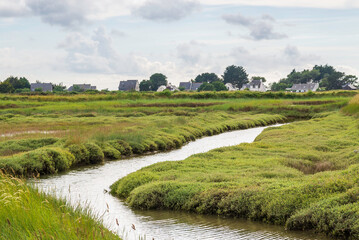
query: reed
[{"left": 0, "top": 172, "right": 120, "bottom": 239}]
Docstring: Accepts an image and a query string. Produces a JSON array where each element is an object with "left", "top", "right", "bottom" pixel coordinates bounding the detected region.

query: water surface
[{"left": 35, "top": 125, "right": 328, "bottom": 240}]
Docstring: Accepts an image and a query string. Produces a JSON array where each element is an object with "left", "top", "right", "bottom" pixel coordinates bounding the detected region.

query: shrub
[
  {"left": 67, "top": 144, "right": 90, "bottom": 165},
  {"left": 102, "top": 145, "right": 121, "bottom": 160},
  {"left": 108, "top": 140, "right": 132, "bottom": 156},
  {"left": 84, "top": 143, "right": 104, "bottom": 164}
]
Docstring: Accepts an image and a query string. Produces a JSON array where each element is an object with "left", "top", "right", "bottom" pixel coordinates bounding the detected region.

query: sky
[{"left": 0, "top": 0, "right": 358, "bottom": 90}]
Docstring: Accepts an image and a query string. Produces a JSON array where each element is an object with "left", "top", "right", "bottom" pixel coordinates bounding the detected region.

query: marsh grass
[
  {"left": 342, "top": 94, "right": 359, "bottom": 117},
  {"left": 0, "top": 94, "right": 352, "bottom": 176},
  {"left": 0, "top": 172, "right": 120, "bottom": 239},
  {"left": 111, "top": 111, "right": 359, "bottom": 239}
]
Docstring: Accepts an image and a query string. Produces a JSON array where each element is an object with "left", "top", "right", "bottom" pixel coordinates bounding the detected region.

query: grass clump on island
[
  {"left": 111, "top": 95, "right": 359, "bottom": 239},
  {"left": 0, "top": 172, "right": 120, "bottom": 240}
]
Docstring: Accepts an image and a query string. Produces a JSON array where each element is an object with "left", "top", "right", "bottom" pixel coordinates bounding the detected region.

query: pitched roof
[
  {"left": 119, "top": 80, "right": 139, "bottom": 91},
  {"left": 30, "top": 83, "right": 53, "bottom": 92},
  {"left": 290, "top": 83, "right": 318, "bottom": 91},
  {"left": 179, "top": 82, "right": 192, "bottom": 90},
  {"left": 191, "top": 83, "right": 202, "bottom": 90},
  {"left": 342, "top": 83, "right": 357, "bottom": 90},
  {"left": 179, "top": 82, "right": 202, "bottom": 91}
]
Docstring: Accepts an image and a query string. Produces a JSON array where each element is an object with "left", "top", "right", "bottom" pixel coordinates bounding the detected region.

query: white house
[
  {"left": 241, "top": 80, "right": 267, "bottom": 92},
  {"left": 225, "top": 83, "right": 238, "bottom": 91},
  {"left": 287, "top": 82, "right": 319, "bottom": 93}
]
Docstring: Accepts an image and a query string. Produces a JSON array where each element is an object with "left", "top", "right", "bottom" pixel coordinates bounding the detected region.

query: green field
[
  {"left": 0, "top": 91, "right": 358, "bottom": 239},
  {"left": 2, "top": 91, "right": 353, "bottom": 176}
]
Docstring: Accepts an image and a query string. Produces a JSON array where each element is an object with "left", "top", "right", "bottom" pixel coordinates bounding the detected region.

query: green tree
[
  {"left": 251, "top": 76, "right": 266, "bottom": 82},
  {"left": 53, "top": 83, "right": 66, "bottom": 92},
  {"left": 212, "top": 81, "right": 227, "bottom": 91},
  {"left": 271, "top": 65, "right": 357, "bottom": 91},
  {"left": 343, "top": 75, "right": 358, "bottom": 85},
  {"left": 195, "top": 73, "right": 220, "bottom": 83},
  {"left": 319, "top": 71, "right": 345, "bottom": 90},
  {"left": 4, "top": 76, "right": 30, "bottom": 90},
  {"left": 222, "top": 65, "right": 249, "bottom": 89},
  {"left": 72, "top": 85, "right": 83, "bottom": 92},
  {"left": 0, "top": 82, "right": 14, "bottom": 93},
  {"left": 197, "top": 82, "right": 215, "bottom": 91},
  {"left": 139, "top": 80, "right": 152, "bottom": 91},
  {"left": 149, "top": 73, "right": 167, "bottom": 91}
]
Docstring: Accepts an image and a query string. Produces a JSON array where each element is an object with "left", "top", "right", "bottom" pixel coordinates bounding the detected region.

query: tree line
[
  {"left": 0, "top": 76, "right": 66, "bottom": 93},
  {"left": 139, "top": 65, "right": 255, "bottom": 92},
  {"left": 1, "top": 64, "right": 357, "bottom": 93},
  {"left": 271, "top": 65, "right": 358, "bottom": 91}
]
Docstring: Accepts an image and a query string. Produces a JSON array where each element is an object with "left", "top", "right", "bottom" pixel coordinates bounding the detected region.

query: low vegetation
[
  {"left": 0, "top": 172, "right": 120, "bottom": 239},
  {"left": 0, "top": 92, "right": 357, "bottom": 239},
  {"left": 111, "top": 94, "right": 359, "bottom": 239},
  {"left": 0, "top": 92, "right": 353, "bottom": 176}
]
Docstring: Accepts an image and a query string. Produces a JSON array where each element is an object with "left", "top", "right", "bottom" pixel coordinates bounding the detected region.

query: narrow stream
[{"left": 35, "top": 125, "right": 329, "bottom": 240}]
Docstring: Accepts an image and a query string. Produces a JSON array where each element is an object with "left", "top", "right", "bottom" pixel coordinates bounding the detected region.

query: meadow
[
  {"left": 1, "top": 91, "right": 353, "bottom": 176},
  {"left": 0, "top": 91, "right": 357, "bottom": 239},
  {"left": 111, "top": 93, "right": 359, "bottom": 239}
]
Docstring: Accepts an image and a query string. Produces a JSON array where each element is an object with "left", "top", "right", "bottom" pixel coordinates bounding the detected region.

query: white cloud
[
  {"left": 1, "top": 0, "right": 357, "bottom": 28},
  {"left": 228, "top": 45, "right": 320, "bottom": 82}
]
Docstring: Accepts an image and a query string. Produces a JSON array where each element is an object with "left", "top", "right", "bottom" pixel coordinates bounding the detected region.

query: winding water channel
[{"left": 35, "top": 125, "right": 329, "bottom": 240}]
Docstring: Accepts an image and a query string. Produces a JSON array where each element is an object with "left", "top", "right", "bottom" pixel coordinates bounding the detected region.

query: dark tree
[
  {"left": 195, "top": 73, "right": 221, "bottom": 83},
  {"left": 139, "top": 80, "right": 152, "bottom": 91},
  {"left": 4, "top": 76, "right": 30, "bottom": 90},
  {"left": 271, "top": 65, "right": 358, "bottom": 91},
  {"left": 222, "top": 65, "right": 249, "bottom": 89},
  {"left": 53, "top": 83, "right": 66, "bottom": 92},
  {"left": 251, "top": 76, "right": 267, "bottom": 82},
  {"left": 0, "top": 82, "right": 15, "bottom": 93},
  {"left": 197, "top": 82, "right": 215, "bottom": 91},
  {"left": 149, "top": 73, "right": 167, "bottom": 91},
  {"left": 212, "top": 81, "right": 228, "bottom": 91}
]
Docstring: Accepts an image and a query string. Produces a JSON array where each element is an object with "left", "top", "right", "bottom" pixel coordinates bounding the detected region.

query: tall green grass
[
  {"left": 342, "top": 94, "right": 359, "bottom": 117},
  {"left": 0, "top": 172, "right": 120, "bottom": 239}
]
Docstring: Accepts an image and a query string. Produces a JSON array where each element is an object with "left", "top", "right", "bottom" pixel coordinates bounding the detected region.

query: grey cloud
[
  {"left": 26, "top": 0, "right": 88, "bottom": 27},
  {"left": 222, "top": 13, "right": 286, "bottom": 40},
  {"left": 0, "top": 1, "right": 30, "bottom": 17},
  {"left": 133, "top": 0, "right": 200, "bottom": 22}
]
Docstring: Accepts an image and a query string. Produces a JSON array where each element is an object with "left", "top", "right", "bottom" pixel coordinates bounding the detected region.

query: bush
[
  {"left": 0, "top": 147, "right": 74, "bottom": 175},
  {"left": 67, "top": 144, "right": 90, "bottom": 165},
  {"left": 108, "top": 140, "right": 132, "bottom": 156},
  {"left": 102, "top": 145, "right": 121, "bottom": 160},
  {"left": 84, "top": 143, "right": 104, "bottom": 164}
]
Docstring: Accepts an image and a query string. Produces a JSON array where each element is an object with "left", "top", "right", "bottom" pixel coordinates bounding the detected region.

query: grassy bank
[
  {"left": 111, "top": 96, "right": 359, "bottom": 239},
  {"left": 0, "top": 172, "right": 120, "bottom": 239},
  {"left": 1, "top": 94, "right": 350, "bottom": 176}
]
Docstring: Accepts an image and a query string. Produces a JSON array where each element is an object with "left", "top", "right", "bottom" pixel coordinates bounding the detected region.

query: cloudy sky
[{"left": 0, "top": 0, "right": 358, "bottom": 90}]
